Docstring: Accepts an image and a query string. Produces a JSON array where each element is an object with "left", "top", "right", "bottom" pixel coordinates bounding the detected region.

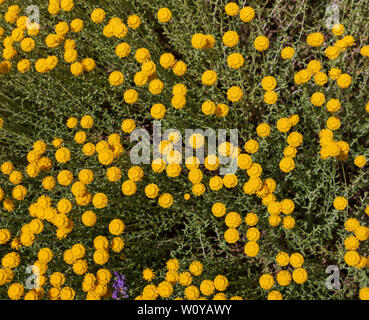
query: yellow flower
[
  {"left": 314, "top": 72, "right": 328, "bottom": 86},
  {"left": 264, "top": 91, "right": 278, "bottom": 104},
  {"left": 333, "top": 196, "right": 347, "bottom": 210},
  {"left": 307, "top": 60, "right": 322, "bottom": 74},
  {"left": 244, "top": 241, "right": 259, "bottom": 257},
  {"left": 184, "top": 285, "right": 200, "bottom": 300},
  {"left": 189, "top": 261, "right": 203, "bottom": 276},
  {"left": 227, "top": 52, "right": 244, "bottom": 69},
  {"left": 336, "top": 73, "right": 352, "bottom": 88},
  {"left": 121, "top": 180, "right": 137, "bottom": 196},
  {"left": 324, "top": 46, "right": 340, "bottom": 60},
  {"left": 82, "top": 143, "right": 96, "bottom": 156},
  {"left": 200, "top": 280, "right": 215, "bottom": 296},
  {"left": 121, "top": 119, "right": 136, "bottom": 133},
  {"left": 227, "top": 86, "right": 243, "bottom": 102},
  {"left": 259, "top": 274, "right": 274, "bottom": 290},
  {"left": 215, "top": 103, "right": 229, "bottom": 117},
  {"left": 359, "top": 287, "right": 369, "bottom": 300},
  {"left": 239, "top": 6, "right": 255, "bottom": 22},
  {"left": 292, "top": 268, "right": 308, "bottom": 284},
  {"left": 151, "top": 103, "right": 166, "bottom": 119},
  {"left": 20, "top": 38, "right": 35, "bottom": 52},
  {"left": 329, "top": 68, "right": 341, "bottom": 80},
  {"left": 109, "top": 71, "right": 124, "bottom": 86},
  {"left": 157, "top": 8, "right": 172, "bottom": 23},
  {"left": 8, "top": 283, "right": 24, "bottom": 300},
  {"left": 354, "top": 155, "right": 366, "bottom": 168},
  {"left": 281, "top": 46, "right": 295, "bottom": 60},
  {"left": 261, "top": 76, "right": 277, "bottom": 91},
  {"left": 82, "top": 211, "right": 96, "bottom": 227},
  {"left": 223, "top": 174, "right": 238, "bottom": 188},
  {"left": 283, "top": 216, "right": 295, "bottom": 229},
  {"left": 74, "top": 131, "right": 86, "bottom": 144},
  {"left": 306, "top": 32, "right": 324, "bottom": 47},
  {"left": 201, "top": 70, "right": 218, "bottom": 86},
  {"left": 191, "top": 33, "right": 207, "bottom": 49},
  {"left": 225, "top": 2, "right": 239, "bottom": 16},
  {"left": 294, "top": 69, "right": 311, "bottom": 85},
  {"left": 254, "top": 36, "right": 269, "bottom": 51},
  {"left": 127, "top": 15, "right": 141, "bottom": 29},
  {"left": 276, "top": 251, "right": 289, "bottom": 266},
  {"left": 326, "top": 99, "right": 341, "bottom": 113},
  {"left": 326, "top": 116, "right": 341, "bottom": 131},
  {"left": 245, "top": 212, "right": 258, "bottom": 226},
  {"left": 279, "top": 157, "right": 295, "bottom": 173},
  {"left": 268, "top": 290, "right": 283, "bottom": 300},
  {"left": 91, "top": 8, "right": 105, "bottom": 23},
  {"left": 115, "top": 43, "right": 131, "bottom": 58},
  {"left": 276, "top": 118, "right": 291, "bottom": 133},
  {"left": 158, "top": 193, "right": 173, "bottom": 208},
  {"left": 149, "top": 79, "right": 164, "bottom": 95},
  {"left": 212, "top": 203, "right": 226, "bottom": 217},
  {"left": 73, "top": 259, "right": 88, "bottom": 275},
  {"left": 280, "top": 199, "right": 295, "bottom": 214},
  {"left": 160, "top": 53, "right": 176, "bottom": 68},
  {"left": 80, "top": 115, "right": 94, "bottom": 129},
  {"left": 214, "top": 275, "right": 228, "bottom": 291},
  {"left": 172, "top": 61, "right": 187, "bottom": 76},
  {"left": 224, "top": 228, "right": 239, "bottom": 244},
  {"left": 360, "top": 46, "right": 369, "bottom": 57},
  {"left": 109, "top": 219, "right": 125, "bottom": 236},
  {"left": 201, "top": 100, "right": 216, "bottom": 115},
  {"left": 332, "top": 24, "right": 345, "bottom": 36},
  {"left": 92, "top": 193, "right": 108, "bottom": 209},
  {"left": 60, "top": 0, "right": 74, "bottom": 12},
  {"left": 171, "top": 94, "right": 186, "bottom": 109},
  {"left": 355, "top": 226, "right": 369, "bottom": 241},
  {"left": 82, "top": 58, "right": 95, "bottom": 72},
  {"left": 244, "top": 139, "right": 259, "bottom": 154},
  {"left": 93, "top": 249, "right": 109, "bottom": 265},
  {"left": 246, "top": 227, "right": 260, "bottom": 241},
  {"left": 225, "top": 211, "right": 242, "bottom": 228},
  {"left": 287, "top": 132, "right": 303, "bottom": 147},
  {"left": 276, "top": 270, "right": 292, "bottom": 286},
  {"left": 223, "top": 30, "right": 239, "bottom": 47}
]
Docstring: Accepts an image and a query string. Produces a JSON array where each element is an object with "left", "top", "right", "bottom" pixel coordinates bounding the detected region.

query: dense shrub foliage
[{"left": 0, "top": 0, "right": 369, "bottom": 300}]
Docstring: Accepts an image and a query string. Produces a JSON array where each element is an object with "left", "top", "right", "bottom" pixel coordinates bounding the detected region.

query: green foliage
[{"left": 0, "top": 0, "right": 369, "bottom": 300}]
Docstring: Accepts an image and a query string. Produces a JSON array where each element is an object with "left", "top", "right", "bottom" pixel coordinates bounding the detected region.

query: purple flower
[{"left": 112, "top": 272, "right": 129, "bottom": 300}]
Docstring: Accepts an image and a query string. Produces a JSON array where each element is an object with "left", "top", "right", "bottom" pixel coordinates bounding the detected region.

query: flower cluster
[{"left": 136, "top": 259, "right": 242, "bottom": 300}]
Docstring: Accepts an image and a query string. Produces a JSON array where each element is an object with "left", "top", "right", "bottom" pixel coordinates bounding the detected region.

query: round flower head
[
  {"left": 254, "top": 36, "right": 269, "bottom": 51},
  {"left": 189, "top": 261, "right": 203, "bottom": 276},
  {"left": 264, "top": 91, "right": 278, "bottom": 104},
  {"left": 223, "top": 31, "right": 239, "bottom": 47},
  {"left": 157, "top": 8, "right": 172, "bottom": 23},
  {"left": 201, "top": 70, "right": 217, "bottom": 86},
  {"left": 259, "top": 274, "right": 274, "bottom": 290},
  {"left": 127, "top": 15, "right": 141, "bottom": 29},
  {"left": 281, "top": 46, "right": 295, "bottom": 60},
  {"left": 261, "top": 76, "right": 277, "bottom": 91},
  {"left": 227, "top": 52, "right": 244, "bottom": 69},
  {"left": 240, "top": 6, "right": 255, "bottom": 22},
  {"left": 227, "top": 86, "right": 243, "bottom": 102},
  {"left": 311, "top": 92, "right": 326, "bottom": 107},
  {"left": 306, "top": 32, "right": 324, "bottom": 47},
  {"left": 333, "top": 196, "right": 347, "bottom": 210},
  {"left": 336, "top": 73, "right": 352, "bottom": 88},
  {"left": 332, "top": 24, "right": 345, "bottom": 36},
  {"left": 225, "top": 2, "right": 239, "bottom": 16},
  {"left": 354, "top": 156, "right": 366, "bottom": 168},
  {"left": 244, "top": 241, "right": 259, "bottom": 257}
]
